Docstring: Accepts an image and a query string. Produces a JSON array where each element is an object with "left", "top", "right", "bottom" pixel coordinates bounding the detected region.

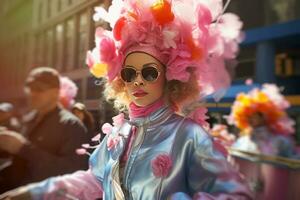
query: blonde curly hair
[{"left": 103, "top": 69, "right": 201, "bottom": 113}]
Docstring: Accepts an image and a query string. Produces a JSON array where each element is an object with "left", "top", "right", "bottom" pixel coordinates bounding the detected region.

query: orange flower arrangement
[{"left": 228, "top": 84, "right": 294, "bottom": 135}]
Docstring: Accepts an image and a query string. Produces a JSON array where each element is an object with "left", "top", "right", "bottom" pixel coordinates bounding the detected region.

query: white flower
[{"left": 162, "top": 29, "right": 178, "bottom": 49}]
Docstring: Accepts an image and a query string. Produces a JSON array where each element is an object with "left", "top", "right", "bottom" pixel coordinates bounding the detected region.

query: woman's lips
[{"left": 132, "top": 90, "right": 148, "bottom": 97}]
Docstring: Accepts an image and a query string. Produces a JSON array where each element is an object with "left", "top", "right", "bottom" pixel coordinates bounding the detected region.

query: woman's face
[
  {"left": 248, "top": 112, "right": 265, "bottom": 128},
  {"left": 122, "top": 52, "right": 165, "bottom": 107}
]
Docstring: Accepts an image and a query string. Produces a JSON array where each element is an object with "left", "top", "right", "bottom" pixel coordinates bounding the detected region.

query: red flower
[{"left": 151, "top": 154, "right": 172, "bottom": 178}]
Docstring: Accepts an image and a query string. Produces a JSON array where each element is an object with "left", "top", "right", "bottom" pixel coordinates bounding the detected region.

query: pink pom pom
[
  {"left": 151, "top": 154, "right": 172, "bottom": 177},
  {"left": 101, "top": 123, "right": 113, "bottom": 135},
  {"left": 91, "top": 133, "right": 102, "bottom": 141},
  {"left": 112, "top": 113, "right": 125, "bottom": 127},
  {"left": 81, "top": 143, "right": 90, "bottom": 148},
  {"left": 76, "top": 148, "right": 87, "bottom": 155}
]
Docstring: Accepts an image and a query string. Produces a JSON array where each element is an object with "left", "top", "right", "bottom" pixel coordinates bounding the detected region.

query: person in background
[
  {"left": 0, "top": 103, "right": 22, "bottom": 193},
  {"left": 228, "top": 84, "right": 299, "bottom": 158},
  {"left": 0, "top": 103, "right": 21, "bottom": 132},
  {"left": 71, "top": 102, "right": 97, "bottom": 140},
  {"left": 0, "top": 67, "right": 89, "bottom": 192}
]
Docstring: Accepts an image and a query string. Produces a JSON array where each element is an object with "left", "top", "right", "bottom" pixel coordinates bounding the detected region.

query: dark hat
[
  {"left": 25, "top": 67, "right": 60, "bottom": 91},
  {"left": 0, "top": 102, "right": 13, "bottom": 113}
]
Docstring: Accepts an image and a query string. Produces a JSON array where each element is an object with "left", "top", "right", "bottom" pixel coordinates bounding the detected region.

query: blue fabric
[{"left": 90, "top": 106, "right": 253, "bottom": 199}]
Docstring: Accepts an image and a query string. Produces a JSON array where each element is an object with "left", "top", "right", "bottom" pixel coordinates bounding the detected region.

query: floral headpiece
[
  {"left": 228, "top": 84, "right": 295, "bottom": 135},
  {"left": 86, "top": 0, "right": 243, "bottom": 98},
  {"left": 59, "top": 76, "right": 78, "bottom": 109}
]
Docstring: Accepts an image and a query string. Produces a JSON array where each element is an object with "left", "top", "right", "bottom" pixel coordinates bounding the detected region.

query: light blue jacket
[{"left": 29, "top": 106, "right": 253, "bottom": 200}]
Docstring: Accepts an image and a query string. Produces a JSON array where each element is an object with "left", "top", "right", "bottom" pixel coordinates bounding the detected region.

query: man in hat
[{"left": 0, "top": 67, "right": 89, "bottom": 192}]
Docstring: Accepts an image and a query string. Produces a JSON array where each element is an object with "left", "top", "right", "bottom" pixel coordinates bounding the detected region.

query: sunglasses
[{"left": 120, "top": 63, "right": 161, "bottom": 83}]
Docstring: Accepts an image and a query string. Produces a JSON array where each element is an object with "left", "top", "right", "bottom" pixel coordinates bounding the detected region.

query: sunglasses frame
[{"left": 120, "top": 64, "right": 162, "bottom": 83}]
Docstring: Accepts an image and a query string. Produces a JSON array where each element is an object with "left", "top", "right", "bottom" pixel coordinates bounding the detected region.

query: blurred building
[
  {"left": 0, "top": 0, "right": 117, "bottom": 126},
  {"left": 207, "top": 0, "right": 300, "bottom": 143},
  {"left": 0, "top": 0, "right": 34, "bottom": 105},
  {"left": 30, "top": 0, "right": 117, "bottom": 125}
]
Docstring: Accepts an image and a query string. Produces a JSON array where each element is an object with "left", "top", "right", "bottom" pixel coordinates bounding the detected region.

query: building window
[
  {"left": 266, "top": 0, "right": 299, "bottom": 24},
  {"left": 276, "top": 51, "right": 300, "bottom": 77},
  {"left": 234, "top": 46, "right": 256, "bottom": 80},
  {"left": 51, "top": 0, "right": 58, "bottom": 17},
  {"left": 74, "top": 79, "right": 83, "bottom": 101},
  {"left": 47, "top": 0, "right": 51, "bottom": 18},
  {"left": 35, "top": 34, "right": 44, "bottom": 66},
  {"left": 227, "top": 0, "right": 264, "bottom": 29},
  {"left": 57, "top": 0, "right": 62, "bottom": 12},
  {"left": 55, "top": 24, "right": 64, "bottom": 71},
  {"left": 64, "top": 18, "right": 75, "bottom": 71},
  {"left": 45, "top": 29, "right": 54, "bottom": 67},
  {"left": 37, "top": 1, "right": 43, "bottom": 24},
  {"left": 61, "top": 0, "right": 69, "bottom": 10},
  {"left": 77, "top": 12, "right": 88, "bottom": 69},
  {"left": 86, "top": 77, "right": 103, "bottom": 99}
]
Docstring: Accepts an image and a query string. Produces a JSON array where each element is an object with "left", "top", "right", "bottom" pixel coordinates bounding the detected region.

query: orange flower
[
  {"left": 113, "top": 17, "right": 127, "bottom": 41},
  {"left": 185, "top": 35, "right": 203, "bottom": 60},
  {"left": 151, "top": 0, "right": 174, "bottom": 26}
]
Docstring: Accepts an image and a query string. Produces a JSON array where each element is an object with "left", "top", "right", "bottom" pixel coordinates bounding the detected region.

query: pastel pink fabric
[
  {"left": 129, "top": 98, "right": 165, "bottom": 119},
  {"left": 121, "top": 126, "right": 138, "bottom": 162},
  {"left": 44, "top": 170, "right": 102, "bottom": 200},
  {"left": 187, "top": 107, "right": 209, "bottom": 129},
  {"left": 107, "top": 134, "right": 122, "bottom": 150},
  {"left": 101, "top": 123, "right": 113, "bottom": 134},
  {"left": 121, "top": 98, "right": 165, "bottom": 162},
  {"left": 112, "top": 113, "right": 125, "bottom": 127}
]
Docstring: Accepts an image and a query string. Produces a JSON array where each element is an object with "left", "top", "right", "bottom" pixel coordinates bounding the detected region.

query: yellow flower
[{"left": 90, "top": 63, "right": 108, "bottom": 78}]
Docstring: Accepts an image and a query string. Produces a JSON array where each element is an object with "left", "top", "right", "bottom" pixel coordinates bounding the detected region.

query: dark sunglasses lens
[
  {"left": 121, "top": 68, "right": 137, "bottom": 82},
  {"left": 142, "top": 67, "right": 159, "bottom": 81}
]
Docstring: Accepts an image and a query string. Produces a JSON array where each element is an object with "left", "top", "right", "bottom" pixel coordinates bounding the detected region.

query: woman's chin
[{"left": 132, "top": 98, "right": 153, "bottom": 107}]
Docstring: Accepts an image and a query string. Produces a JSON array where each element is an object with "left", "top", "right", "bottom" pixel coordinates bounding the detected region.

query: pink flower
[
  {"left": 59, "top": 77, "right": 78, "bottom": 109},
  {"left": 81, "top": 143, "right": 90, "bottom": 148},
  {"left": 91, "top": 133, "right": 101, "bottom": 142},
  {"left": 197, "top": 3, "right": 212, "bottom": 26},
  {"left": 86, "top": 50, "right": 95, "bottom": 68},
  {"left": 151, "top": 154, "right": 172, "bottom": 178},
  {"left": 101, "top": 123, "right": 113, "bottom": 134},
  {"left": 107, "top": 134, "right": 122, "bottom": 150},
  {"left": 188, "top": 107, "right": 209, "bottom": 129},
  {"left": 95, "top": 27, "right": 117, "bottom": 62},
  {"left": 76, "top": 148, "right": 87, "bottom": 155},
  {"left": 112, "top": 113, "right": 125, "bottom": 127},
  {"left": 218, "top": 13, "right": 243, "bottom": 40},
  {"left": 166, "top": 44, "right": 196, "bottom": 82},
  {"left": 245, "top": 78, "right": 253, "bottom": 85}
]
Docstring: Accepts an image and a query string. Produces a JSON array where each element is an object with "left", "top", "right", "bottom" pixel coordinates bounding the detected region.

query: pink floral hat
[{"left": 86, "top": 0, "right": 243, "bottom": 98}]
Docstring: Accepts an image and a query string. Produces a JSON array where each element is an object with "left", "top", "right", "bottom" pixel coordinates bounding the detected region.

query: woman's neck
[{"left": 129, "top": 98, "right": 165, "bottom": 119}]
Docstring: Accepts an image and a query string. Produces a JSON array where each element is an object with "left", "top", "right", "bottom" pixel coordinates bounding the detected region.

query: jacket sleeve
[
  {"left": 27, "top": 170, "right": 103, "bottom": 200},
  {"left": 24, "top": 136, "right": 109, "bottom": 200},
  {"left": 18, "top": 120, "right": 89, "bottom": 177},
  {"left": 172, "top": 125, "right": 254, "bottom": 200}
]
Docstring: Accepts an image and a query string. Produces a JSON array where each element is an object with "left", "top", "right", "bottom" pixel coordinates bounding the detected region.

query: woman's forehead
[{"left": 124, "top": 52, "right": 163, "bottom": 68}]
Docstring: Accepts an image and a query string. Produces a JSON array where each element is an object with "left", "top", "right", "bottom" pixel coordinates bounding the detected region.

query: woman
[
  {"left": 1, "top": 0, "right": 252, "bottom": 199},
  {"left": 229, "top": 84, "right": 297, "bottom": 158}
]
